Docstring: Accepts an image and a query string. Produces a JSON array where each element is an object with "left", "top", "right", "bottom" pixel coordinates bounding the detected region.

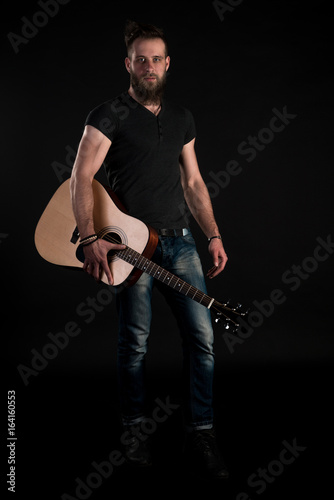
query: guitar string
[{"left": 101, "top": 233, "right": 242, "bottom": 319}]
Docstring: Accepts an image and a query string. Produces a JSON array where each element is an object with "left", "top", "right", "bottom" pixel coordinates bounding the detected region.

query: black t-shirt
[{"left": 85, "top": 91, "right": 196, "bottom": 229}]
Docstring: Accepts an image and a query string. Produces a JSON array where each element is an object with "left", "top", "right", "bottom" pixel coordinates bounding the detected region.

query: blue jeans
[{"left": 115, "top": 232, "right": 214, "bottom": 430}]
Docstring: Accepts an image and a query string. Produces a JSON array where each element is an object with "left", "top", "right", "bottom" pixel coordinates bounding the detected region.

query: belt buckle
[{"left": 158, "top": 228, "right": 189, "bottom": 237}]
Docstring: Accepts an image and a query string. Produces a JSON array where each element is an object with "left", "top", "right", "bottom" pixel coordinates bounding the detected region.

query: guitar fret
[
  {"left": 152, "top": 266, "right": 161, "bottom": 278},
  {"left": 140, "top": 257, "right": 147, "bottom": 270},
  {"left": 201, "top": 294, "right": 211, "bottom": 306},
  {"left": 172, "top": 278, "right": 181, "bottom": 289},
  {"left": 147, "top": 262, "right": 156, "bottom": 274},
  {"left": 169, "top": 276, "right": 176, "bottom": 286},
  {"left": 149, "top": 263, "right": 158, "bottom": 276},
  {"left": 161, "top": 271, "right": 171, "bottom": 283}
]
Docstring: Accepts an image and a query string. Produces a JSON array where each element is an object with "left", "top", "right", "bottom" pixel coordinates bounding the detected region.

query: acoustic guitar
[{"left": 34, "top": 179, "right": 246, "bottom": 329}]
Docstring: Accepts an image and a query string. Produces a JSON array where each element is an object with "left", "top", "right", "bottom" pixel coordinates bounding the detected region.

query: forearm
[
  {"left": 184, "top": 178, "right": 228, "bottom": 277},
  {"left": 70, "top": 172, "right": 95, "bottom": 238},
  {"left": 183, "top": 178, "right": 220, "bottom": 239}
]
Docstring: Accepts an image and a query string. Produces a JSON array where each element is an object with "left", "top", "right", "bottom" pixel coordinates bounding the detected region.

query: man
[{"left": 70, "top": 20, "right": 229, "bottom": 480}]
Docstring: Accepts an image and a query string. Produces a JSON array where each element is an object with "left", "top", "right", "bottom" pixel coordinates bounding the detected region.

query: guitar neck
[{"left": 117, "top": 246, "right": 215, "bottom": 309}]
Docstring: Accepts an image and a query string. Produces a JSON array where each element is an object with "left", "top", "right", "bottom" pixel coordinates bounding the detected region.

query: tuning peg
[
  {"left": 232, "top": 302, "right": 242, "bottom": 311},
  {"left": 238, "top": 307, "right": 250, "bottom": 318}
]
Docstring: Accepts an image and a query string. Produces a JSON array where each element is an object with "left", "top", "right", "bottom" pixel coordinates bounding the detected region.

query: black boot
[
  {"left": 121, "top": 424, "right": 152, "bottom": 467},
  {"left": 184, "top": 428, "right": 229, "bottom": 480}
]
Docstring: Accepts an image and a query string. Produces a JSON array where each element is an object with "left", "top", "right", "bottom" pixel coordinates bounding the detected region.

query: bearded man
[{"left": 70, "top": 20, "right": 229, "bottom": 480}]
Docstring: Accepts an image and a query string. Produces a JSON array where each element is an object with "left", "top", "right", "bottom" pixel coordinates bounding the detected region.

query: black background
[{"left": 3, "top": 0, "right": 333, "bottom": 498}]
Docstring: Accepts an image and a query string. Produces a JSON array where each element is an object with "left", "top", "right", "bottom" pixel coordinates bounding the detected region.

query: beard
[{"left": 130, "top": 70, "right": 167, "bottom": 105}]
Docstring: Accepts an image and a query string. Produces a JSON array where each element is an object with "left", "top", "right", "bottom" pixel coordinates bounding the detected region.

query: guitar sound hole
[{"left": 104, "top": 232, "right": 123, "bottom": 261}]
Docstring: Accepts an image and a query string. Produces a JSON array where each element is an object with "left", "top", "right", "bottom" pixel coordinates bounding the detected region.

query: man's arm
[
  {"left": 70, "top": 125, "right": 125, "bottom": 284},
  {"left": 179, "top": 138, "right": 228, "bottom": 278}
]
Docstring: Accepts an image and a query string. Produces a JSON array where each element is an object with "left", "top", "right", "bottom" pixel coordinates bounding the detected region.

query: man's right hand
[{"left": 82, "top": 238, "right": 126, "bottom": 285}]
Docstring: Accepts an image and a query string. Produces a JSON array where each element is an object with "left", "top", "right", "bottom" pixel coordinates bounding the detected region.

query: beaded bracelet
[{"left": 79, "top": 234, "right": 98, "bottom": 246}]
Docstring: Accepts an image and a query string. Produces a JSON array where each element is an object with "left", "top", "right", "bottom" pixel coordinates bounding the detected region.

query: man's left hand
[{"left": 207, "top": 238, "right": 228, "bottom": 279}]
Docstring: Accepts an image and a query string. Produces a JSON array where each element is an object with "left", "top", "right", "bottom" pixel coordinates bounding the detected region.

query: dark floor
[{"left": 11, "top": 359, "right": 332, "bottom": 500}]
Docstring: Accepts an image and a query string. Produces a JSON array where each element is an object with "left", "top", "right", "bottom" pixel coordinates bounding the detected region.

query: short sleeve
[
  {"left": 184, "top": 108, "right": 196, "bottom": 145},
  {"left": 85, "top": 102, "right": 119, "bottom": 142}
]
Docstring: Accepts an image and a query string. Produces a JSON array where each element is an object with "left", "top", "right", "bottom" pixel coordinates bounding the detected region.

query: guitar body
[{"left": 34, "top": 179, "right": 158, "bottom": 286}]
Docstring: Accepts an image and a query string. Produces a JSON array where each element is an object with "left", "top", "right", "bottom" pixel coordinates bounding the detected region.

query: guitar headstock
[{"left": 211, "top": 299, "right": 248, "bottom": 332}]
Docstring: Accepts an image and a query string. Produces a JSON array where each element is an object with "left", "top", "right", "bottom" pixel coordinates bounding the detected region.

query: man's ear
[
  {"left": 166, "top": 55, "right": 170, "bottom": 72},
  {"left": 125, "top": 57, "right": 131, "bottom": 73}
]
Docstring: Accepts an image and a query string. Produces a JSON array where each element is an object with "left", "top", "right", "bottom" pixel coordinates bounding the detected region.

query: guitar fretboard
[{"left": 117, "top": 247, "right": 215, "bottom": 309}]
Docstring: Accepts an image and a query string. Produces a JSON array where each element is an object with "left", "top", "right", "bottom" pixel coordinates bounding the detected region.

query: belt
[{"left": 156, "top": 228, "right": 190, "bottom": 237}]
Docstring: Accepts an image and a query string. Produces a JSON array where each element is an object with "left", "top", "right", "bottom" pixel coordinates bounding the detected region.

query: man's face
[{"left": 125, "top": 38, "right": 170, "bottom": 104}]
